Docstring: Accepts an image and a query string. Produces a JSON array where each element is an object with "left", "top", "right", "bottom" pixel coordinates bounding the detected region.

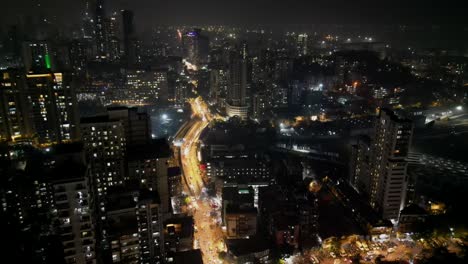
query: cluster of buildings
[
  {"left": 197, "top": 120, "right": 320, "bottom": 262},
  {"left": 0, "top": 8, "right": 201, "bottom": 261},
  {"left": 0, "top": 96, "right": 209, "bottom": 263},
  {"left": 1, "top": 0, "right": 467, "bottom": 263},
  {"left": 349, "top": 109, "right": 414, "bottom": 224}
]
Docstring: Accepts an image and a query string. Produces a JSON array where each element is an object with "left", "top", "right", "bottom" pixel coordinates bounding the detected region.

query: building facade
[
  {"left": 25, "top": 72, "right": 79, "bottom": 145},
  {"left": 368, "top": 109, "right": 413, "bottom": 221}
]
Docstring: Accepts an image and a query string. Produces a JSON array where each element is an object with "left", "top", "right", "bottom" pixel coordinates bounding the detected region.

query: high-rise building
[
  {"left": 122, "top": 10, "right": 141, "bottom": 65},
  {"left": 182, "top": 29, "right": 209, "bottom": 66},
  {"left": 136, "top": 189, "right": 164, "bottom": 263},
  {"left": 82, "top": 1, "right": 95, "bottom": 39},
  {"left": 104, "top": 13, "right": 121, "bottom": 61},
  {"left": 25, "top": 72, "right": 80, "bottom": 145},
  {"left": 297, "top": 33, "right": 308, "bottom": 56},
  {"left": 104, "top": 184, "right": 166, "bottom": 264},
  {"left": 349, "top": 136, "right": 371, "bottom": 193},
  {"left": 5, "top": 25, "right": 22, "bottom": 61},
  {"left": 69, "top": 40, "right": 91, "bottom": 75},
  {"left": 222, "top": 187, "right": 258, "bottom": 239},
  {"left": 0, "top": 69, "right": 32, "bottom": 142},
  {"left": 49, "top": 149, "right": 96, "bottom": 264},
  {"left": 252, "top": 92, "right": 267, "bottom": 119},
  {"left": 95, "top": 0, "right": 107, "bottom": 58},
  {"left": 174, "top": 74, "right": 189, "bottom": 107},
  {"left": 209, "top": 68, "right": 227, "bottom": 104},
  {"left": 368, "top": 109, "right": 413, "bottom": 221},
  {"left": 122, "top": 10, "right": 135, "bottom": 55},
  {"left": 167, "top": 167, "right": 182, "bottom": 200},
  {"left": 22, "top": 41, "right": 54, "bottom": 72},
  {"left": 106, "top": 190, "right": 140, "bottom": 264},
  {"left": 226, "top": 53, "right": 249, "bottom": 119},
  {"left": 81, "top": 106, "right": 154, "bottom": 200},
  {"left": 126, "top": 69, "right": 169, "bottom": 106},
  {"left": 227, "top": 53, "right": 247, "bottom": 106},
  {"left": 80, "top": 115, "right": 126, "bottom": 198},
  {"left": 107, "top": 106, "right": 151, "bottom": 146},
  {"left": 127, "top": 141, "right": 171, "bottom": 214}
]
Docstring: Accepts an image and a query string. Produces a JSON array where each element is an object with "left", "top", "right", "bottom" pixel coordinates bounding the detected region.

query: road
[{"left": 178, "top": 97, "right": 225, "bottom": 263}]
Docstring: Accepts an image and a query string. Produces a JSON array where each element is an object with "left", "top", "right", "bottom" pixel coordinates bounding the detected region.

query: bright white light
[
  {"left": 183, "top": 59, "right": 198, "bottom": 71},
  {"left": 280, "top": 123, "right": 285, "bottom": 129},
  {"left": 161, "top": 114, "right": 168, "bottom": 120},
  {"left": 456, "top": 105, "right": 463, "bottom": 111}
]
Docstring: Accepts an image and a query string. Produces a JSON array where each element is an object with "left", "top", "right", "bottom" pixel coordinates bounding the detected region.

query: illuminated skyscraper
[
  {"left": 82, "top": 0, "right": 95, "bottom": 39},
  {"left": 174, "top": 74, "right": 189, "bottom": 107},
  {"left": 227, "top": 53, "right": 247, "bottom": 106},
  {"left": 50, "top": 158, "right": 96, "bottom": 264},
  {"left": 95, "top": 0, "right": 107, "bottom": 58},
  {"left": 226, "top": 52, "right": 249, "bottom": 119},
  {"left": 107, "top": 106, "right": 151, "bottom": 146},
  {"left": 136, "top": 190, "right": 164, "bottom": 263},
  {"left": 182, "top": 28, "right": 209, "bottom": 66},
  {"left": 0, "top": 69, "right": 32, "bottom": 141},
  {"left": 25, "top": 72, "right": 80, "bottom": 144},
  {"left": 368, "top": 109, "right": 413, "bottom": 221},
  {"left": 69, "top": 40, "right": 91, "bottom": 75},
  {"left": 349, "top": 136, "right": 371, "bottom": 193},
  {"left": 22, "top": 41, "right": 54, "bottom": 72},
  {"left": 80, "top": 116, "right": 126, "bottom": 198},
  {"left": 126, "top": 69, "right": 169, "bottom": 105},
  {"left": 297, "top": 33, "right": 308, "bottom": 56},
  {"left": 105, "top": 187, "right": 164, "bottom": 264},
  {"left": 209, "top": 68, "right": 227, "bottom": 105},
  {"left": 252, "top": 92, "right": 268, "bottom": 119},
  {"left": 104, "top": 13, "right": 121, "bottom": 61}
]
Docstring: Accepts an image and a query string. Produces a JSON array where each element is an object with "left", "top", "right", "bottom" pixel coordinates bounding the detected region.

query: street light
[{"left": 456, "top": 106, "right": 463, "bottom": 111}]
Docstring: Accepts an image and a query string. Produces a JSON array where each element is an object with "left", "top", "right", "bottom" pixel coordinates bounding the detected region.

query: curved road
[{"left": 178, "top": 97, "right": 225, "bottom": 263}]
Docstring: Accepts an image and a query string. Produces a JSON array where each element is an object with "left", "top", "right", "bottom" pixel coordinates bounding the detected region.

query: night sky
[{"left": 2, "top": 0, "right": 467, "bottom": 28}]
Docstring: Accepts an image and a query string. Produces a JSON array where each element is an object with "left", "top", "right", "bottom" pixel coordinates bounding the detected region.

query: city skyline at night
[{"left": 1, "top": 1, "right": 467, "bottom": 264}]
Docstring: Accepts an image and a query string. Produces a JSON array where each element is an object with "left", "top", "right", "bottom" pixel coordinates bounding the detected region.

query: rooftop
[
  {"left": 164, "top": 216, "right": 194, "bottom": 238},
  {"left": 226, "top": 235, "right": 270, "bottom": 256},
  {"left": 50, "top": 160, "right": 87, "bottom": 184},
  {"left": 226, "top": 204, "right": 257, "bottom": 215},
  {"left": 127, "top": 139, "right": 171, "bottom": 161},
  {"left": 169, "top": 249, "right": 203, "bottom": 264},
  {"left": 80, "top": 114, "right": 112, "bottom": 124},
  {"left": 400, "top": 204, "right": 427, "bottom": 216}
]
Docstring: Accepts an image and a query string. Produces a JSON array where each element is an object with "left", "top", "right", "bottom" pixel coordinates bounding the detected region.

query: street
[{"left": 179, "top": 98, "right": 225, "bottom": 263}]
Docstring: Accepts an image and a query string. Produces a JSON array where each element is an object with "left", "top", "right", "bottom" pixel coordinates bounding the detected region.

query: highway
[{"left": 177, "top": 97, "right": 225, "bottom": 263}]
